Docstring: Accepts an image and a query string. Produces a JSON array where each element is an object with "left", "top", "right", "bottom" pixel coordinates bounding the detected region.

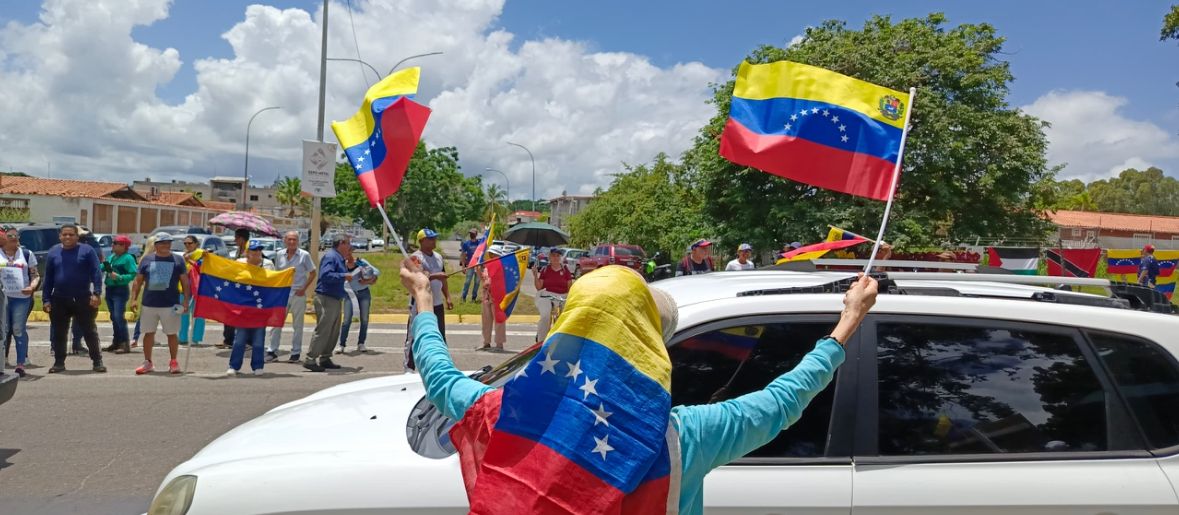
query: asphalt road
[{"left": 0, "top": 320, "right": 538, "bottom": 515}]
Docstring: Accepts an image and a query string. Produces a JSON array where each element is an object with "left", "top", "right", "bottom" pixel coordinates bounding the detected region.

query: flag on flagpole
[
  {"left": 1045, "top": 248, "right": 1101, "bottom": 278},
  {"left": 485, "top": 248, "right": 530, "bottom": 323},
  {"left": 986, "top": 247, "right": 1040, "bottom": 275},
  {"left": 776, "top": 238, "right": 868, "bottom": 264},
  {"left": 331, "top": 67, "right": 432, "bottom": 207},
  {"left": 719, "top": 60, "right": 912, "bottom": 200},
  {"left": 826, "top": 226, "right": 870, "bottom": 243},
  {"left": 468, "top": 215, "right": 496, "bottom": 269},
  {"left": 193, "top": 253, "right": 294, "bottom": 328}
]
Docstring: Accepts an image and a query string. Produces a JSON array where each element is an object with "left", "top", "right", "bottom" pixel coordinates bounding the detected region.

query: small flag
[
  {"left": 776, "top": 238, "right": 867, "bottom": 264},
  {"left": 331, "top": 67, "right": 432, "bottom": 207},
  {"left": 678, "top": 326, "right": 764, "bottom": 360},
  {"left": 826, "top": 226, "right": 869, "bottom": 243},
  {"left": 1045, "top": 248, "right": 1101, "bottom": 278},
  {"left": 1105, "top": 249, "right": 1141, "bottom": 277},
  {"left": 719, "top": 60, "right": 911, "bottom": 200},
  {"left": 193, "top": 253, "right": 294, "bottom": 328},
  {"left": 467, "top": 215, "right": 496, "bottom": 269},
  {"left": 986, "top": 247, "right": 1040, "bottom": 275},
  {"left": 486, "top": 248, "right": 529, "bottom": 323}
]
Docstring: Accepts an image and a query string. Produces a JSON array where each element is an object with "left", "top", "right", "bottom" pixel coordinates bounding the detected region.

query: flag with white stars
[
  {"left": 330, "top": 67, "right": 432, "bottom": 207},
  {"left": 449, "top": 267, "right": 676, "bottom": 513},
  {"left": 485, "top": 248, "right": 530, "bottom": 323},
  {"left": 719, "top": 60, "right": 912, "bottom": 201},
  {"left": 192, "top": 253, "right": 294, "bottom": 328}
]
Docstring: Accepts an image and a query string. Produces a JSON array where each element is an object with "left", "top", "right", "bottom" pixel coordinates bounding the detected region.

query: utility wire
[{"left": 345, "top": 0, "right": 371, "bottom": 88}]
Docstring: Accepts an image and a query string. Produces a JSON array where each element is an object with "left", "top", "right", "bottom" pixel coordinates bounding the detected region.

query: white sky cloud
[
  {"left": 0, "top": 0, "right": 723, "bottom": 200},
  {"left": 1022, "top": 90, "right": 1179, "bottom": 182}
]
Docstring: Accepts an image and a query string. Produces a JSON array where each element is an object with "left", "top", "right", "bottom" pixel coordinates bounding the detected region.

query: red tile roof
[
  {"left": 511, "top": 210, "right": 543, "bottom": 218},
  {"left": 1048, "top": 210, "right": 1179, "bottom": 234},
  {"left": 202, "top": 200, "right": 236, "bottom": 211},
  {"left": 0, "top": 176, "right": 143, "bottom": 200}
]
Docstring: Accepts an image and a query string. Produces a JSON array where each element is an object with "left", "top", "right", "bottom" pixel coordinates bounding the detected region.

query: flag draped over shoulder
[
  {"left": 330, "top": 67, "right": 432, "bottom": 206},
  {"left": 449, "top": 266, "right": 676, "bottom": 514},
  {"left": 193, "top": 253, "right": 293, "bottom": 328},
  {"left": 776, "top": 238, "right": 867, "bottom": 264},
  {"left": 719, "top": 60, "right": 911, "bottom": 200},
  {"left": 486, "top": 248, "right": 529, "bottom": 323},
  {"left": 1045, "top": 248, "right": 1101, "bottom": 278}
]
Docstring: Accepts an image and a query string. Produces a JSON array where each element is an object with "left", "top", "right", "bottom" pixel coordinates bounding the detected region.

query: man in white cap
[
  {"left": 726, "top": 243, "right": 756, "bottom": 271},
  {"left": 404, "top": 228, "right": 452, "bottom": 371},
  {"left": 130, "top": 232, "right": 190, "bottom": 375}
]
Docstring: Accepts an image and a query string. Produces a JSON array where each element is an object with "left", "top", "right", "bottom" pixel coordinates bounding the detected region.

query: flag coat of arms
[
  {"left": 193, "top": 253, "right": 294, "bottom": 328},
  {"left": 719, "top": 60, "right": 911, "bottom": 200},
  {"left": 986, "top": 247, "right": 1040, "bottom": 275}
]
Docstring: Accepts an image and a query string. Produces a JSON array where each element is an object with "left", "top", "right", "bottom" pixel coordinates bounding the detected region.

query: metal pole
[
  {"left": 864, "top": 87, "right": 917, "bottom": 273},
  {"left": 244, "top": 106, "right": 281, "bottom": 208},
  {"left": 506, "top": 142, "right": 535, "bottom": 212},
  {"left": 484, "top": 168, "right": 510, "bottom": 201},
  {"left": 388, "top": 51, "right": 443, "bottom": 75},
  {"left": 326, "top": 57, "right": 381, "bottom": 84},
  {"left": 311, "top": 0, "right": 328, "bottom": 267}
]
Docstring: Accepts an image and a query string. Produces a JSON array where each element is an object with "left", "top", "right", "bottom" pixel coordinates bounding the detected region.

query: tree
[
  {"left": 682, "top": 14, "right": 1057, "bottom": 252},
  {"left": 484, "top": 184, "right": 509, "bottom": 221},
  {"left": 1163, "top": 4, "right": 1179, "bottom": 42},
  {"left": 1086, "top": 167, "right": 1179, "bottom": 216},
  {"left": 275, "top": 176, "right": 309, "bottom": 217},
  {"left": 568, "top": 154, "right": 708, "bottom": 259}
]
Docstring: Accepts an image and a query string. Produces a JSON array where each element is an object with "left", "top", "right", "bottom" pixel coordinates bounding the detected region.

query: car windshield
[{"left": 614, "top": 247, "right": 643, "bottom": 257}]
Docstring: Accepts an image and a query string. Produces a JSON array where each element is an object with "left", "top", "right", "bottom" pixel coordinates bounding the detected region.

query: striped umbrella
[{"left": 208, "top": 211, "right": 280, "bottom": 237}]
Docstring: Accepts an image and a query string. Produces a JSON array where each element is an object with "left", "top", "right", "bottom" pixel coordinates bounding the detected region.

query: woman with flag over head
[{"left": 400, "top": 260, "right": 877, "bottom": 514}]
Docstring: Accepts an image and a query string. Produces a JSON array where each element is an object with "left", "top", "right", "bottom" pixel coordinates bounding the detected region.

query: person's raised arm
[
  {"left": 674, "top": 275, "right": 877, "bottom": 475},
  {"left": 402, "top": 258, "right": 490, "bottom": 420}
]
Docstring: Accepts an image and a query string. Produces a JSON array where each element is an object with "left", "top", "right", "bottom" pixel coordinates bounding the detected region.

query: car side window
[
  {"left": 876, "top": 321, "right": 1120, "bottom": 456},
  {"left": 1087, "top": 331, "right": 1179, "bottom": 450},
  {"left": 669, "top": 321, "right": 837, "bottom": 459}
]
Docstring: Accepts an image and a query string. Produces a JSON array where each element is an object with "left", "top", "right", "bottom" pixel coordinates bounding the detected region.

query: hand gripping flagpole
[{"left": 864, "top": 87, "right": 917, "bottom": 274}]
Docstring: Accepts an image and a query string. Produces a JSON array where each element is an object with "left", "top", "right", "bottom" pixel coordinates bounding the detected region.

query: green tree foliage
[
  {"left": 275, "top": 176, "right": 309, "bottom": 217},
  {"left": 322, "top": 143, "right": 482, "bottom": 241},
  {"left": 682, "top": 14, "right": 1056, "bottom": 251},
  {"left": 1162, "top": 4, "right": 1179, "bottom": 42},
  {"left": 568, "top": 154, "right": 708, "bottom": 258},
  {"left": 484, "top": 184, "right": 509, "bottom": 221}
]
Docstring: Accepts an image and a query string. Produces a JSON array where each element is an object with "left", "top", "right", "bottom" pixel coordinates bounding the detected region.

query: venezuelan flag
[
  {"left": 826, "top": 226, "right": 868, "bottom": 243},
  {"left": 331, "top": 67, "right": 431, "bottom": 206},
  {"left": 486, "top": 248, "right": 529, "bottom": 323},
  {"left": 451, "top": 266, "right": 674, "bottom": 513},
  {"left": 467, "top": 215, "right": 496, "bottom": 269},
  {"left": 719, "top": 61, "right": 911, "bottom": 200},
  {"left": 193, "top": 253, "right": 293, "bottom": 328},
  {"left": 777, "top": 238, "right": 867, "bottom": 264},
  {"left": 678, "top": 325, "right": 764, "bottom": 360},
  {"left": 1106, "top": 249, "right": 1141, "bottom": 277}
]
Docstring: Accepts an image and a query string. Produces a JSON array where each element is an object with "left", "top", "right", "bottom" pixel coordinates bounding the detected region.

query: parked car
[
  {"left": 13, "top": 224, "right": 65, "bottom": 275},
  {"left": 150, "top": 225, "right": 211, "bottom": 237},
  {"left": 168, "top": 234, "right": 230, "bottom": 258},
  {"left": 352, "top": 237, "right": 370, "bottom": 251},
  {"left": 150, "top": 271, "right": 1179, "bottom": 513},
  {"left": 561, "top": 248, "right": 587, "bottom": 274},
  {"left": 370, "top": 238, "right": 385, "bottom": 250},
  {"left": 93, "top": 233, "right": 143, "bottom": 261},
  {"left": 575, "top": 243, "right": 646, "bottom": 277}
]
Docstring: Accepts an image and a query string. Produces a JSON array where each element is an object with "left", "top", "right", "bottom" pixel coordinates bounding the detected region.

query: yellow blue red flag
[
  {"left": 193, "top": 253, "right": 293, "bottom": 328},
  {"left": 486, "top": 248, "right": 529, "bottom": 323}
]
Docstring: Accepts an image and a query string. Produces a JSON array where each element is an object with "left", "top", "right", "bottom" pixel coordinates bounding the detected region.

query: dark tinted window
[
  {"left": 1089, "top": 332, "right": 1179, "bottom": 449},
  {"left": 19, "top": 229, "right": 58, "bottom": 252},
  {"left": 613, "top": 246, "right": 643, "bottom": 257},
  {"left": 877, "top": 322, "right": 1113, "bottom": 456},
  {"left": 670, "top": 322, "right": 836, "bottom": 458}
]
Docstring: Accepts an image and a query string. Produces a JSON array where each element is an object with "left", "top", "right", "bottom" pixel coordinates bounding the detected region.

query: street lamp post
[
  {"left": 326, "top": 57, "right": 382, "bottom": 84},
  {"left": 506, "top": 142, "right": 535, "bottom": 212},
  {"left": 243, "top": 106, "right": 282, "bottom": 208},
  {"left": 483, "top": 167, "right": 511, "bottom": 202},
  {"left": 388, "top": 51, "right": 444, "bottom": 75}
]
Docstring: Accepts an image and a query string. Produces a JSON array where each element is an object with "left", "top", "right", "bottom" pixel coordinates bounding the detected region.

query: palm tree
[
  {"left": 276, "top": 177, "right": 304, "bottom": 217},
  {"left": 484, "top": 184, "right": 509, "bottom": 221}
]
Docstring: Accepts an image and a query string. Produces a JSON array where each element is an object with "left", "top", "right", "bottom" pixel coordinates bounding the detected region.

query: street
[{"left": 0, "top": 320, "right": 537, "bottom": 514}]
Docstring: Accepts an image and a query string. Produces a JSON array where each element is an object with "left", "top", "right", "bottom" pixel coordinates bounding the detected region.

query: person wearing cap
[
  {"left": 0, "top": 226, "right": 39, "bottom": 377},
  {"left": 304, "top": 233, "right": 351, "bottom": 372},
  {"left": 459, "top": 227, "right": 483, "bottom": 302},
  {"left": 726, "top": 243, "right": 756, "bottom": 271},
  {"left": 404, "top": 228, "right": 452, "bottom": 371},
  {"left": 130, "top": 232, "right": 191, "bottom": 375},
  {"left": 42, "top": 224, "right": 105, "bottom": 373},
  {"left": 1139, "top": 244, "right": 1161, "bottom": 289},
  {"left": 530, "top": 247, "right": 573, "bottom": 344},
  {"left": 228, "top": 241, "right": 275, "bottom": 376},
  {"left": 100, "top": 234, "right": 138, "bottom": 354},
  {"left": 676, "top": 238, "right": 716, "bottom": 277},
  {"left": 267, "top": 230, "right": 316, "bottom": 363}
]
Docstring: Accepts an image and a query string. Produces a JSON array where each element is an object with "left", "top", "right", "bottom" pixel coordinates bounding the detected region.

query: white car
[
  {"left": 370, "top": 238, "right": 385, "bottom": 249},
  {"left": 148, "top": 270, "right": 1179, "bottom": 514}
]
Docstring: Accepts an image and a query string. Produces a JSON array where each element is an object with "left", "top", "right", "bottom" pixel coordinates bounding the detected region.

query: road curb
[{"left": 28, "top": 311, "right": 541, "bottom": 324}]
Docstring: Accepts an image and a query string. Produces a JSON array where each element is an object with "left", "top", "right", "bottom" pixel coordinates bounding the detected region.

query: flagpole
[
  {"left": 446, "top": 247, "right": 528, "bottom": 276},
  {"left": 864, "top": 87, "right": 917, "bottom": 274},
  {"left": 376, "top": 201, "right": 411, "bottom": 258}
]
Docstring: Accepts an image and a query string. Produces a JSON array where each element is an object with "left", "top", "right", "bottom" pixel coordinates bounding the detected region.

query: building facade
[
  {"left": 133, "top": 176, "right": 282, "bottom": 212},
  {"left": 1048, "top": 210, "right": 1179, "bottom": 250},
  {"left": 548, "top": 194, "right": 595, "bottom": 230}
]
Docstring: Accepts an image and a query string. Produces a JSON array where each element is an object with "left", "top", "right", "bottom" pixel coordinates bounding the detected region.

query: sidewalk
[{"left": 26, "top": 311, "right": 540, "bottom": 325}]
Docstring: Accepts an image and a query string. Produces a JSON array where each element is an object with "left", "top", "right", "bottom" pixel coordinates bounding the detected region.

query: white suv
[{"left": 149, "top": 271, "right": 1179, "bottom": 514}]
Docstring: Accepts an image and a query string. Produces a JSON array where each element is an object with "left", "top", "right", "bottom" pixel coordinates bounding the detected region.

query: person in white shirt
[
  {"left": 725, "top": 243, "right": 756, "bottom": 271},
  {"left": 266, "top": 231, "right": 316, "bottom": 363},
  {"left": 0, "top": 227, "right": 39, "bottom": 377}
]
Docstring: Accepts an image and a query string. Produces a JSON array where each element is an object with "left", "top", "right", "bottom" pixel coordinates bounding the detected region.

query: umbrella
[
  {"left": 209, "top": 211, "right": 280, "bottom": 237},
  {"left": 503, "top": 222, "right": 570, "bottom": 248}
]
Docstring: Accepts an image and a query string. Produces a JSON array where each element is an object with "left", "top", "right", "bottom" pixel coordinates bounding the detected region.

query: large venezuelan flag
[
  {"left": 486, "top": 248, "right": 529, "bottom": 323},
  {"left": 1105, "top": 249, "right": 1142, "bottom": 277},
  {"left": 720, "top": 61, "right": 911, "bottom": 200},
  {"left": 331, "top": 67, "right": 431, "bottom": 206},
  {"left": 451, "top": 266, "right": 675, "bottom": 513},
  {"left": 193, "top": 254, "right": 294, "bottom": 328}
]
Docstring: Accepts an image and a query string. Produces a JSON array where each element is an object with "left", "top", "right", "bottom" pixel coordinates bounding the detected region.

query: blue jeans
[
  {"left": 179, "top": 296, "right": 205, "bottom": 343},
  {"left": 106, "top": 286, "right": 130, "bottom": 344},
  {"left": 132, "top": 318, "right": 141, "bottom": 342},
  {"left": 6, "top": 296, "right": 31, "bottom": 365},
  {"left": 230, "top": 327, "right": 266, "bottom": 371},
  {"left": 461, "top": 268, "right": 480, "bottom": 301},
  {"left": 340, "top": 288, "right": 372, "bottom": 347}
]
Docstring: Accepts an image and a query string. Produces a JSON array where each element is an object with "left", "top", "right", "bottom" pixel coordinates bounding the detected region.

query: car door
[
  {"left": 668, "top": 315, "right": 857, "bottom": 514},
  {"left": 852, "top": 316, "right": 1178, "bottom": 514}
]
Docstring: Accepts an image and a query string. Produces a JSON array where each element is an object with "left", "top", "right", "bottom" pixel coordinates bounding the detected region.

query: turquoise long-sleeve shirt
[{"left": 410, "top": 313, "right": 845, "bottom": 515}]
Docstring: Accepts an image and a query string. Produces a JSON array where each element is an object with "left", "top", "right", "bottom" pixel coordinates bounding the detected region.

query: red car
[{"left": 576, "top": 244, "right": 646, "bottom": 277}]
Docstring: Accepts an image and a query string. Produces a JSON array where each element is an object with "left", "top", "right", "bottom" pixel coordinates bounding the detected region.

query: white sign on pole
[{"left": 301, "top": 139, "right": 338, "bottom": 198}]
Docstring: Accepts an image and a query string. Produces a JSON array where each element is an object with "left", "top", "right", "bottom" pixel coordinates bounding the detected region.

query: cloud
[
  {"left": 1022, "top": 90, "right": 1179, "bottom": 182},
  {"left": 0, "top": 0, "right": 723, "bottom": 200}
]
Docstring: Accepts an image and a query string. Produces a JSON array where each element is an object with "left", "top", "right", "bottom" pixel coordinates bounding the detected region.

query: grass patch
[{"left": 359, "top": 252, "right": 538, "bottom": 315}]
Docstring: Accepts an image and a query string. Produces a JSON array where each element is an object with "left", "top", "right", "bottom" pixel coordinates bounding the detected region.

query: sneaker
[
  {"left": 101, "top": 342, "right": 120, "bottom": 352},
  {"left": 168, "top": 359, "right": 180, "bottom": 374},
  {"left": 287, "top": 354, "right": 301, "bottom": 363},
  {"left": 302, "top": 361, "right": 325, "bottom": 372},
  {"left": 265, "top": 351, "right": 278, "bottom": 363},
  {"left": 92, "top": 361, "right": 107, "bottom": 373},
  {"left": 135, "top": 360, "right": 154, "bottom": 375},
  {"left": 14, "top": 366, "right": 26, "bottom": 378},
  {"left": 226, "top": 368, "right": 238, "bottom": 376},
  {"left": 336, "top": 346, "right": 346, "bottom": 355},
  {"left": 114, "top": 342, "right": 130, "bottom": 354},
  {"left": 190, "top": 341, "right": 202, "bottom": 348},
  {"left": 252, "top": 369, "right": 264, "bottom": 376},
  {"left": 48, "top": 363, "right": 65, "bottom": 374},
  {"left": 358, "top": 343, "right": 367, "bottom": 353},
  {"left": 319, "top": 358, "right": 341, "bottom": 370}
]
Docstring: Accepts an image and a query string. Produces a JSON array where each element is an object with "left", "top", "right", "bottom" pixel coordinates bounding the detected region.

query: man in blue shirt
[
  {"left": 459, "top": 228, "right": 482, "bottom": 302},
  {"left": 41, "top": 224, "right": 105, "bottom": 373},
  {"left": 1139, "top": 244, "right": 1161, "bottom": 289},
  {"left": 130, "top": 233, "right": 190, "bottom": 375},
  {"left": 304, "top": 234, "right": 352, "bottom": 372}
]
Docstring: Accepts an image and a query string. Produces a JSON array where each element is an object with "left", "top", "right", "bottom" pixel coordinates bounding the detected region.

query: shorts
[{"left": 139, "top": 306, "right": 180, "bottom": 336}]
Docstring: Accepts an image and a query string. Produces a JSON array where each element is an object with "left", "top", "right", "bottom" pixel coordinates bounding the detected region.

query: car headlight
[{"left": 148, "top": 475, "right": 197, "bottom": 515}]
